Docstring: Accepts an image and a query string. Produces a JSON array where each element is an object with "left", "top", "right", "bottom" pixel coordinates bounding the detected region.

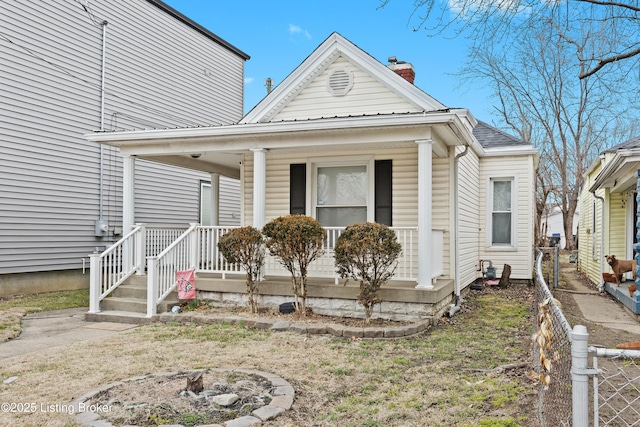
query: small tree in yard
[
  {"left": 334, "top": 222, "right": 402, "bottom": 324},
  {"left": 217, "top": 226, "right": 265, "bottom": 314},
  {"left": 262, "top": 215, "right": 325, "bottom": 314}
]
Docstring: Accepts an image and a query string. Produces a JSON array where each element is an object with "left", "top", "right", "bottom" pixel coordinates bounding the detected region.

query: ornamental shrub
[
  {"left": 262, "top": 215, "right": 325, "bottom": 314},
  {"left": 217, "top": 226, "right": 265, "bottom": 314},
  {"left": 334, "top": 222, "right": 402, "bottom": 324}
]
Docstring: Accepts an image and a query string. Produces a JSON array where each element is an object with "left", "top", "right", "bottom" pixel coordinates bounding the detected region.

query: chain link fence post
[
  {"left": 552, "top": 245, "right": 558, "bottom": 288},
  {"left": 572, "top": 324, "right": 589, "bottom": 427}
]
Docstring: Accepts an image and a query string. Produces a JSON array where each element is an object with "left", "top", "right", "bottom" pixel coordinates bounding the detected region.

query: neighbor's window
[
  {"left": 316, "top": 165, "right": 367, "bottom": 227},
  {"left": 490, "top": 178, "right": 513, "bottom": 246}
]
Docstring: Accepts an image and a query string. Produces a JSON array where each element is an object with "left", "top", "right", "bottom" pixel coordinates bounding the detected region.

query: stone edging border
[
  {"left": 71, "top": 368, "right": 294, "bottom": 427},
  {"left": 156, "top": 312, "right": 435, "bottom": 339}
]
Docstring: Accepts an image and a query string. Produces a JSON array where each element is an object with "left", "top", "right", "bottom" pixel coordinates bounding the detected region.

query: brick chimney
[{"left": 388, "top": 56, "right": 415, "bottom": 84}]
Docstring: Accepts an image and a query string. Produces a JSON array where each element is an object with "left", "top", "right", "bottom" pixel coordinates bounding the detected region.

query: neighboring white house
[
  {"left": 85, "top": 33, "right": 538, "bottom": 319},
  {"left": 540, "top": 206, "right": 579, "bottom": 249},
  {"left": 0, "top": 0, "right": 246, "bottom": 296}
]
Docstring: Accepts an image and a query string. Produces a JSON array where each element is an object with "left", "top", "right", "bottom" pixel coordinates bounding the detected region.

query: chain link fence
[
  {"left": 534, "top": 248, "right": 573, "bottom": 426},
  {"left": 590, "top": 347, "right": 640, "bottom": 426},
  {"left": 534, "top": 248, "right": 640, "bottom": 426}
]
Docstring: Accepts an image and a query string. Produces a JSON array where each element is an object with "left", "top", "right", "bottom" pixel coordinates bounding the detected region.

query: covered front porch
[{"left": 88, "top": 224, "right": 452, "bottom": 321}]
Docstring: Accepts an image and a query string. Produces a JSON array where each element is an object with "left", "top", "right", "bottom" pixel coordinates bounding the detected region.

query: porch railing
[
  {"left": 89, "top": 224, "right": 445, "bottom": 316},
  {"left": 146, "top": 223, "right": 198, "bottom": 316},
  {"left": 196, "top": 226, "right": 442, "bottom": 283},
  {"left": 88, "top": 224, "right": 145, "bottom": 313}
]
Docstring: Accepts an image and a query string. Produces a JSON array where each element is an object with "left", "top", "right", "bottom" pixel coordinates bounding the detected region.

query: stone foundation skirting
[{"left": 197, "top": 290, "right": 453, "bottom": 323}]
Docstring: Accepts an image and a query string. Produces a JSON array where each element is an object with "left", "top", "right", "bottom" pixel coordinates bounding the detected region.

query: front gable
[
  {"left": 273, "top": 56, "right": 422, "bottom": 121},
  {"left": 242, "top": 32, "right": 445, "bottom": 124}
]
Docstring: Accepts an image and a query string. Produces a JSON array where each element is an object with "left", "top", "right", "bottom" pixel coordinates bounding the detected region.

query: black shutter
[
  {"left": 375, "top": 160, "right": 392, "bottom": 225},
  {"left": 290, "top": 163, "right": 306, "bottom": 215}
]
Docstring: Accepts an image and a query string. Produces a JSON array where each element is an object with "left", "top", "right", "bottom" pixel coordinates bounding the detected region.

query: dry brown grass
[
  {"left": 0, "top": 308, "right": 27, "bottom": 342},
  {"left": 0, "top": 286, "right": 537, "bottom": 427}
]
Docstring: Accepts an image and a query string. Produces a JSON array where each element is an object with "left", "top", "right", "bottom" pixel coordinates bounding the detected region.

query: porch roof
[
  {"left": 84, "top": 110, "right": 484, "bottom": 179},
  {"left": 590, "top": 148, "right": 640, "bottom": 193}
]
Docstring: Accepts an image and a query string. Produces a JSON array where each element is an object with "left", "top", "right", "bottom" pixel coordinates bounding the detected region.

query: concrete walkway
[
  {"left": 558, "top": 266, "right": 640, "bottom": 337},
  {"left": 572, "top": 292, "right": 640, "bottom": 335},
  {"left": 0, "top": 308, "right": 138, "bottom": 360}
]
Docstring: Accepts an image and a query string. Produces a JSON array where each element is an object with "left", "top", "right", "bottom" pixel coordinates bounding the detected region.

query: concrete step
[
  {"left": 101, "top": 296, "right": 147, "bottom": 313},
  {"left": 85, "top": 310, "right": 155, "bottom": 325},
  {"left": 112, "top": 283, "right": 146, "bottom": 299},
  {"left": 100, "top": 295, "right": 179, "bottom": 313},
  {"left": 124, "top": 275, "right": 147, "bottom": 286}
]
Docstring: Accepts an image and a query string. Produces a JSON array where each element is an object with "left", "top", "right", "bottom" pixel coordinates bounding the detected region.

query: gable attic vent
[{"left": 327, "top": 67, "right": 353, "bottom": 96}]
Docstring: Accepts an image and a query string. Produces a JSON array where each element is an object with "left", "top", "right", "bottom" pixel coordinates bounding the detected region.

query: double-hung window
[
  {"left": 315, "top": 162, "right": 370, "bottom": 227},
  {"left": 489, "top": 177, "right": 515, "bottom": 248},
  {"left": 289, "top": 157, "right": 391, "bottom": 227}
]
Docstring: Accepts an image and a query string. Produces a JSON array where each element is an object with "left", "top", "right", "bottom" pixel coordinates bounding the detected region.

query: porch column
[
  {"left": 416, "top": 138, "right": 433, "bottom": 289},
  {"left": 209, "top": 173, "right": 220, "bottom": 226},
  {"left": 122, "top": 155, "right": 135, "bottom": 234},
  {"left": 252, "top": 148, "right": 267, "bottom": 228}
]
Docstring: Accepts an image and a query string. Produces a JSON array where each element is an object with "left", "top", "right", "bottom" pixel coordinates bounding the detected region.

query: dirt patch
[
  {"left": 87, "top": 370, "right": 276, "bottom": 426},
  {"left": 0, "top": 308, "right": 28, "bottom": 343}
]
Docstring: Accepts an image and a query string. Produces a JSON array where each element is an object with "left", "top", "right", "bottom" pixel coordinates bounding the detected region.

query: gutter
[{"left": 85, "top": 112, "right": 472, "bottom": 144}]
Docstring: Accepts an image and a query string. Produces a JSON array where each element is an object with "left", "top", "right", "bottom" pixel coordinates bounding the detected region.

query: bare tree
[
  {"left": 381, "top": 0, "right": 640, "bottom": 79},
  {"left": 459, "top": 22, "right": 634, "bottom": 249}
]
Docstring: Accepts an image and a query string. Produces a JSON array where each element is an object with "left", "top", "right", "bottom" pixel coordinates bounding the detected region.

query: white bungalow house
[{"left": 85, "top": 33, "right": 538, "bottom": 321}]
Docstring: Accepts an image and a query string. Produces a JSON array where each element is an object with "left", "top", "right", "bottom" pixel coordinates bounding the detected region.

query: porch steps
[{"left": 85, "top": 277, "right": 179, "bottom": 324}]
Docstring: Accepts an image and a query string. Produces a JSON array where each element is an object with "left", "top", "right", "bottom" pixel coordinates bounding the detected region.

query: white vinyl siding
[
  {"left": 608, "top": 192, "right": 626, "bottom": 259},
  {"left": 479, "top": 155, "right": 535, "bottom": 280},
  {"left": 577, "top": 164, "right": 604, "bottom": 284},
  {"left": 0, "top": 0, "right": 245, "bottom": 274},
  {"left": 457, "top": 148, "right": 481, "bottom": 287},
  {"left": 272, "top": 57, "right": 420, "bottom": 121}
]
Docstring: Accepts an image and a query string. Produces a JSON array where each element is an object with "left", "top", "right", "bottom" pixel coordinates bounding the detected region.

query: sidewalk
[
  {"left": 0, "top": 308, "right": 138, "bottom": 360},
  {"left": 558, "top": 265, "right": 640, "bottom": 337}
]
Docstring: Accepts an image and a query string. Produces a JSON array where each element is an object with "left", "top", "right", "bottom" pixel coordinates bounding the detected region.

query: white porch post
[
  {"left": 416, "top": 138, "right": 433, "bottom": 289},
  {"left": 123, "top": 155, "right": 136, "bottom": 275},
  {"left": 209, "top": 173, "right": 220, "bottom": 226},
  {"left": 122, "top": 155, "right": 135, "bottom": 234},
  {"left": 252, "top": 148, "right": 267, "bottom": 228}
]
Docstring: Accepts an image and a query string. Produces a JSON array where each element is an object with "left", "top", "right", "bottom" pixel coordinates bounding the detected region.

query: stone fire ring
[{"left": 70, "top": 368, "right": 295, "bottom": 427}]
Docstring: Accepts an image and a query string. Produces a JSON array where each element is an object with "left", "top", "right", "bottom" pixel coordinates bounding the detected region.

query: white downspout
[
  {"left": 449, "top": 144, "right": 469, "bottom": 317},
  {"left": 99, "top": 20, "right": 107, "bottom": 221},
  {"left": 592, "top": 155, "right": 606, "bottom": 289},
  {"left": 593, "top": 192, "right": 605, "bottom": 289}
]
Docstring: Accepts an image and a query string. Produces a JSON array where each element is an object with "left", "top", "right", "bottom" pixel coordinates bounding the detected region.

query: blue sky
[{"left": 163, "top": 0, "right": 495, "bottom": 122}]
